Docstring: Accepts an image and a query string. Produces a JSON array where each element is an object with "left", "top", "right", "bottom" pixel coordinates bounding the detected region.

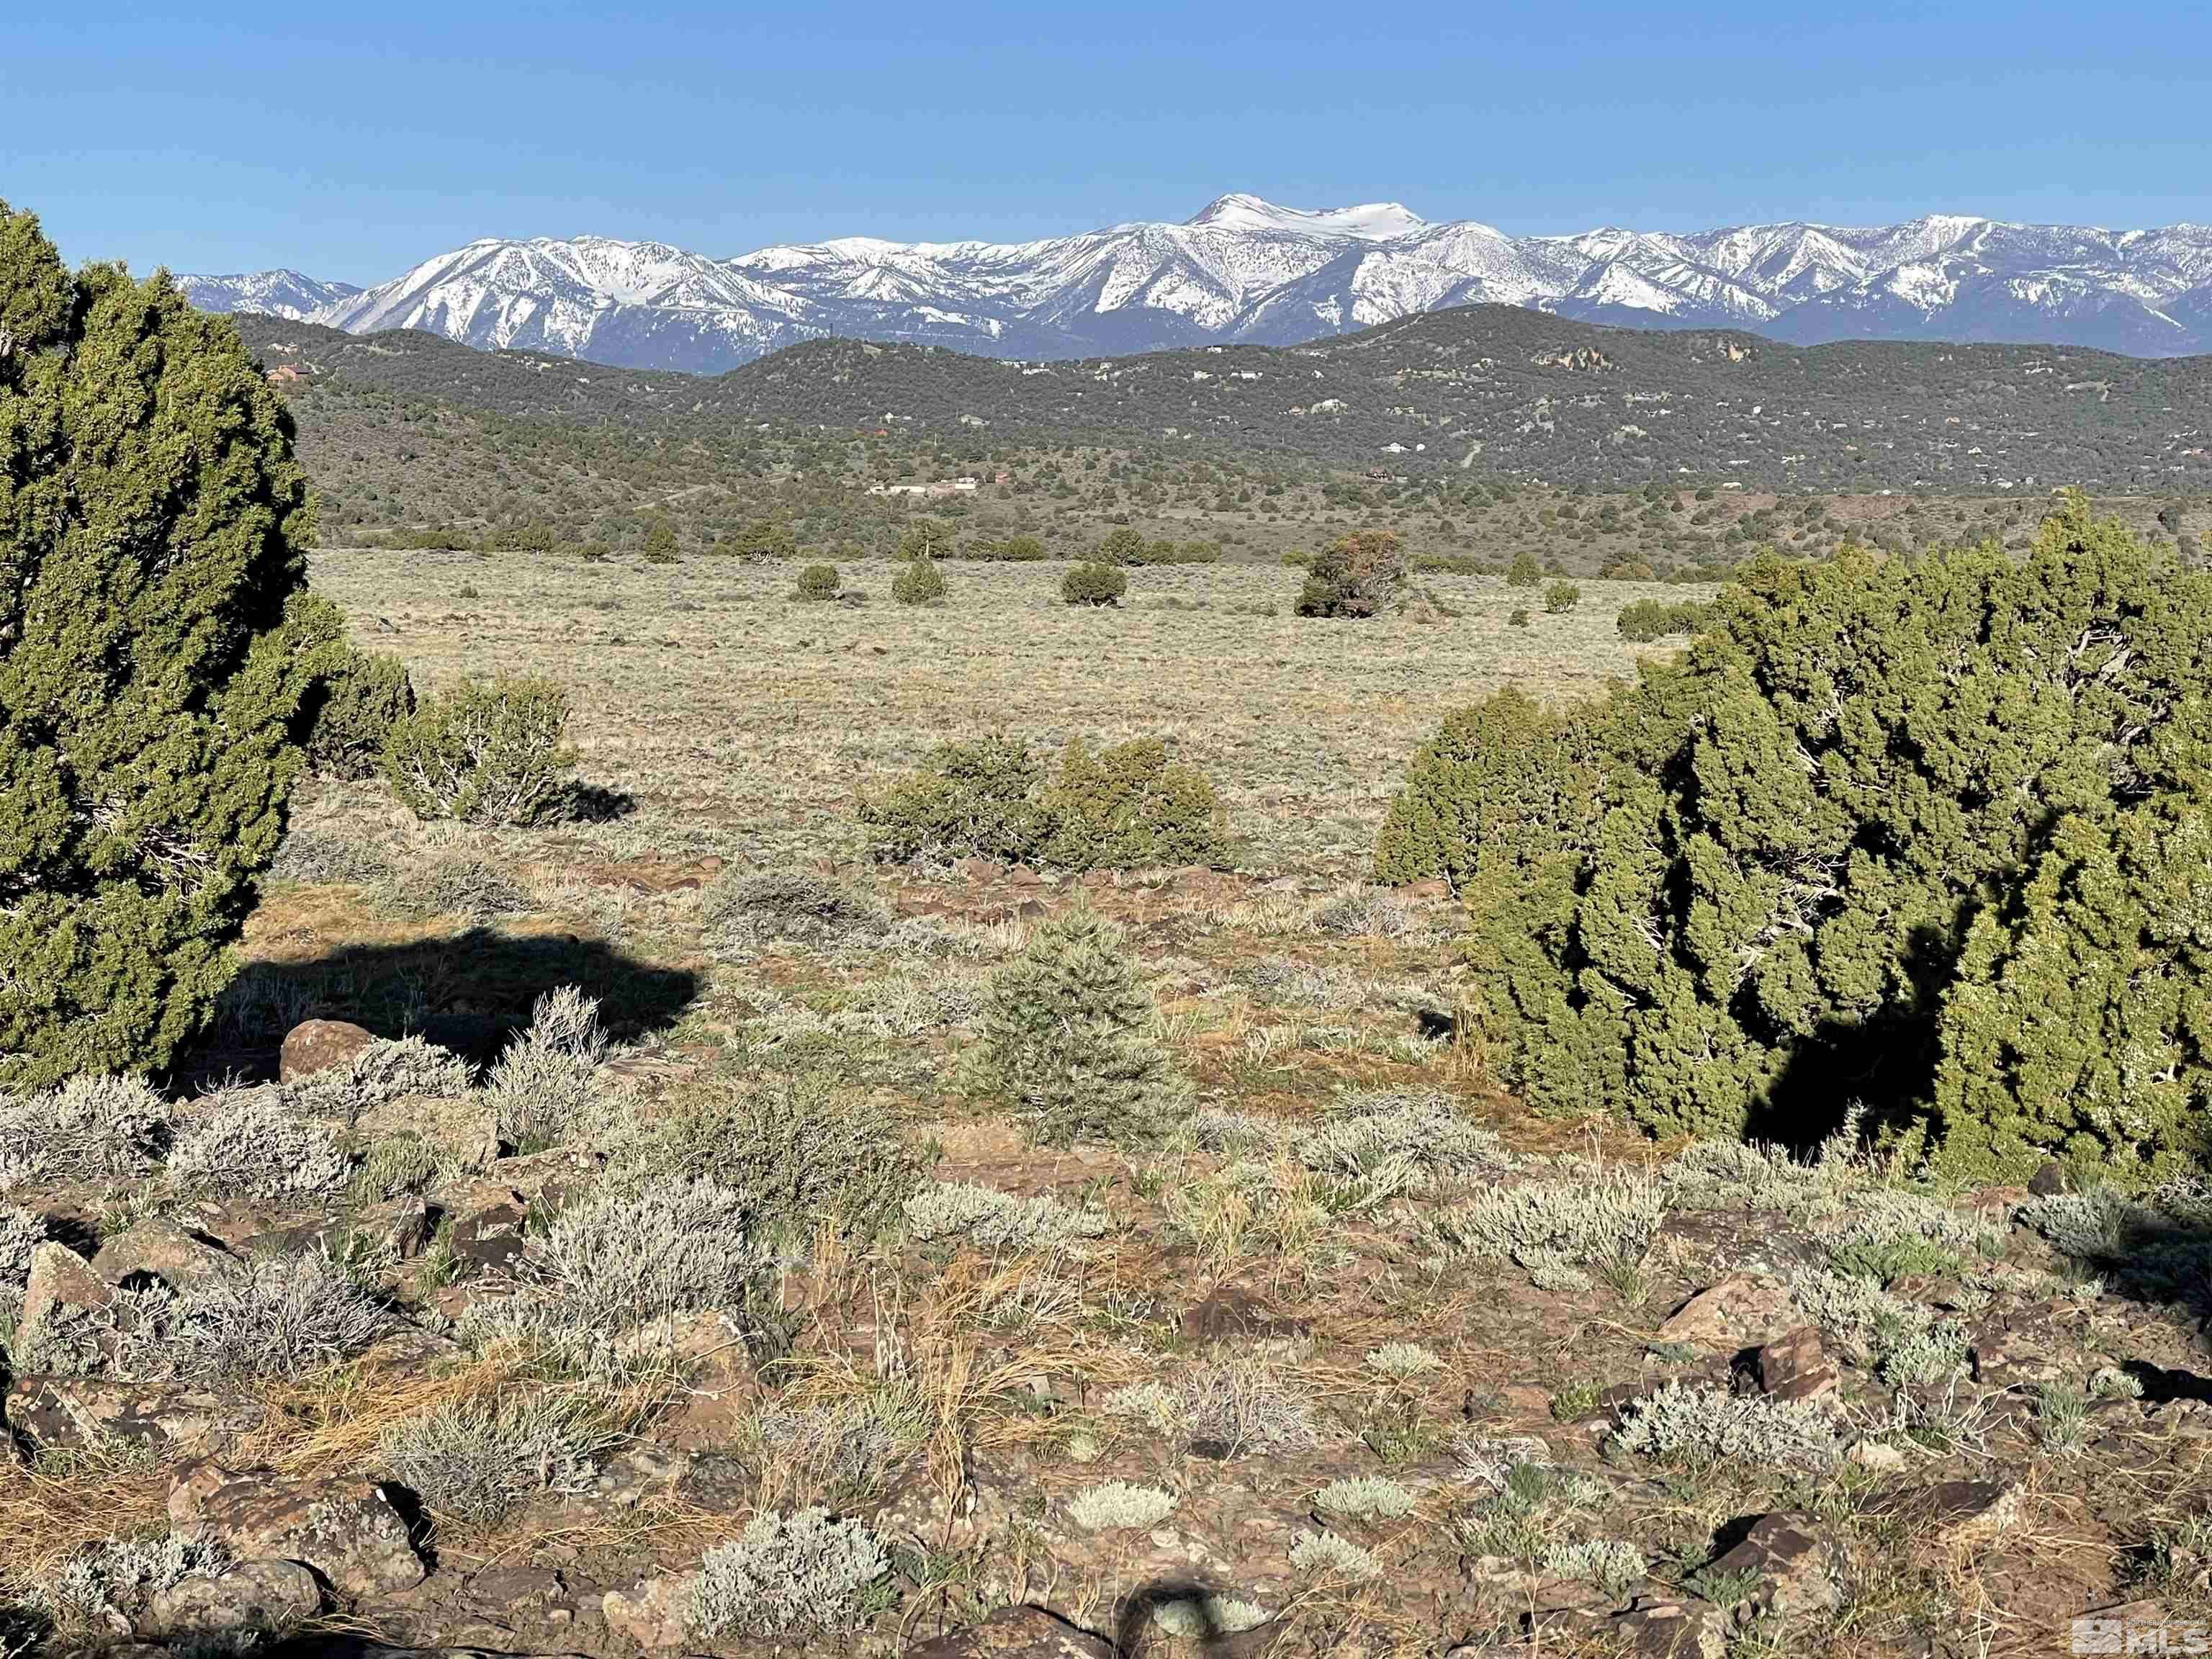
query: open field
[
  {"left": 10, "top": 541, "right": 2212, "bottom": 1659},
  {"left": 305, "top": 549, "right": 1695, "bottom": 875}
]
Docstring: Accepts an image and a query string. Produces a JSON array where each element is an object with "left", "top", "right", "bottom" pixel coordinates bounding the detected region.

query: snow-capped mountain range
[{"left": 181, "top": 194, "right": 2212, "bottom": 372}]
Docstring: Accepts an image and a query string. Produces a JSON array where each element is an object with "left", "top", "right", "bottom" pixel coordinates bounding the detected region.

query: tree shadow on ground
[{"left": 179, "top": 927, "right": 700, "bottom": 1087}]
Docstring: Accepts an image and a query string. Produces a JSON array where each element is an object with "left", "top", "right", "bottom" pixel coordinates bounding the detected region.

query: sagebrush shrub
[
  {"left": 1062, "top": 562, "right": 1128, "bottom": 606},
  {"left": 891, "top": 557, "right": 947, "bottom": 605},
  {"left": 1296, "top": 530, "right": 1406, "bottom": 619},
  {"left": 1069, "top": 1481, "right": 1177, "bottom": 1530},
  {"left": 485, "top": 986, "right": 609, "bottom": 1152},
  {"left": 167, "top": 1093, "right": 352, "bottom": 1198},
  {"left": 1429, "top": 1169, "right": 1665, "bottom": 1291},
  {"left": 523, "top": 1177, "right": 773, "bottom": 1335},
  {"left": 902, "top": 1179, "right": 1111, "bottom": 1253},
  {"left": 626, "top": 1070, "right": 922, "bottom": 1244},
  {"left": 1611, "top": 1379, "right": 1840, "bottom": 1470},
  {"left": 0, "top": 203, "right": 322, "bottom": 1088},
  {"left": 698, "top": 870, "right": 890, "bottom": 961},
  {"left": 382, "top": 676, "right": 577, "bottom": 825},
  {"left": 860, "top": 735, "right": 1224, "bottom": 871},
  {"left": 968, "top": 907, "right": 1185, "bottom": 1146},
  {"left": 165, "top": 1250, "right": 390, "bottom": 1381},
  {"left": 689, "top": 1509, "right": 890, "bottom": 1640},
  {"left": 1542, "top": 580, "right": 1581, "bottom": 614},
  {"left": 381, "top": 1390, "right": 616, "bottom": 1527},
  {"left": 794, "top": 563, "right": 840, "bottom": 601},
  {"left": 0, "top": 1075, "right": 171, "bottom": 1190},
  {"left": 284, "top": 1034, "right": 475, "bottom": 1120}
]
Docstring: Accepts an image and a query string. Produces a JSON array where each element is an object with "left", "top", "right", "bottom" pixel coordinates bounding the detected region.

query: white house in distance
[{"left": 866, "top": 477, "right": 979, "bottom": 498}]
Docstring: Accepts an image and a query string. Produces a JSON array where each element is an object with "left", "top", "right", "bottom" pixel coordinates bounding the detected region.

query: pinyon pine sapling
[
  {"left": 968, "top": 907, "right": 1185, "bottom": 1147},
  {"left": 0, "top": 201, "right": 326, "bottom": 1087}
]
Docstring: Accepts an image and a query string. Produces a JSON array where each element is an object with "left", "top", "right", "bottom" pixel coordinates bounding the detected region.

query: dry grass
[{"left": 307, "top": 549, "right": 1705, "bottom": 873}]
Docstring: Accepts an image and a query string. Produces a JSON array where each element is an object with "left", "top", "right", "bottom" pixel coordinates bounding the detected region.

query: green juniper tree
[
  {"left": 1385, "top": 495, "right": 2212, "bottom": 1179},
  {"left": 0, "top": 202, "right": 323, "bottom": 1087}
]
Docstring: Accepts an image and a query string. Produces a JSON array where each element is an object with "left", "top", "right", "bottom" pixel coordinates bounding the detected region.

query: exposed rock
[
  {"left": 1916, "top": 1480, "right": 2024, "bottom": 1551},
  {"left": 91, "top": 1220, "right": 235, "bottom": 1292},
  {"left": 2027, "top": 1159, "right": 2070, "bottom": 1197},
  {"left": 907, "top": 1605, "right": 1115, "bottom": 1659},
  {"left": 1753, "top": 1324, "right": 1838, "bottom": 1403},
  {"left": 1703, "top": 1512, "right": 1838, "bottom": 1620},
  {"left": 142, "top": 1557, "right": 320, "bottom": 1638},
  {"left": 168, "top": 1461, "right": 426, "bottom": 1599},
  {"left": 602, "top": 1573, "right": 696, "bottom": 1650},
  {"left": 1971, "top": 1315, "right": 2068, "bottom": 1390},
  {"left": 1609, "top": 1596, "right": 1731, "bottom": 1659},
  {"left": 356, "top": 1193, "right": 434, "bottom": 1259},
  {"left": 281, "top": 1017, "right": 378, "bottom": 1082},
  {"left": 12, "top": 1241, "right": 112, "bottom": 1367},
  {"left": 1655, "top": 1273, "right": 1792, "bottom": 1350},
  {"left": 4, "top": 1374, "right": 243, "bottom": 1453},
  {"left": 441, "top": 1182, "right": 532, "bottom": 1273},
  {"left": 1846, "top": 1438, "right": 1908, "bottom": 1473}
]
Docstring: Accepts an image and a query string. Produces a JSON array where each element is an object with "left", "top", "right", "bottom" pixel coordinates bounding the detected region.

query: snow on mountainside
[
  {"left": 181, "top": 197, "right": 2212, "bottom": 372},
  {"left": 175, "top": 270, "right": 361, "bottom": 320}
]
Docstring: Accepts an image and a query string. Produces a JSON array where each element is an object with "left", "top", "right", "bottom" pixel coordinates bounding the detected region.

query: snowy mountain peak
[
  {"left": 189, "top": 198, "right": 2212, "bottom": 374},
  {"left": 1184, "top": 193, "right": 1428, "bottom": 241}
]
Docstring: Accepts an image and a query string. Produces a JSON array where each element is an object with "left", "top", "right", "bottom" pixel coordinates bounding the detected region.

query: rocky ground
[{"left": 5, "top": 850, "right": 2212, "bottom": 1659}]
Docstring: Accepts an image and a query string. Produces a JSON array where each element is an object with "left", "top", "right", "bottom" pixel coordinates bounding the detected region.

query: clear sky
[{"left": 9, "top": 2, "right": 2210, "bottom": 282}]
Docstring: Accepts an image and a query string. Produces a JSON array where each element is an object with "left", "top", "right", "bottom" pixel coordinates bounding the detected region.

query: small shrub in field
[
  {"left": 860, "top": 735, "right": 1224, "bottom": 871},
  {"left": 1102, "top": 1355, "right": 1318, "bottom": 1452},
  {"left": 1038, "top": 737, "right": 1227, "bottom": 869},
  {"left": 379, "top": 850, "right": 528, "bottom": 921},
  {"left": 524, "top": 1177, "right": 773, "bottom": 1336},
  {"left": 284, "top": 1034, "right": 475, "bottom": 1120},
  {"left": 1429, "top": 1170, "right": 1665, "bottom": 1291},
  {"left": 902, "top": 1180, "right": 1110, "bottom": 1252},
  {"left": 304, "top": 646, "right": 417, "bottom": 780},
  {"left": 1611, "top": 1380, "right": 1840, "bottom": 1470},
  {"left": 0, "top": 1076, "right": 171, "bottom": 1190},
  {"left": 1297, "top": 530, "right": 1406, "bottom": 618},
  {"left": 689, "top": 1509, "right": 891, "bottom": 1640},
  {"left": 1288, "top": 1531, "right": 1379, "bottom": 1581},
  {"left": 1069, "top": 1481, "right": 1177, "bottom": 1531},
  {"left": 381, "top": 1391, "right": 617, "bottom": 1527},
  {"left": 625, "top": 1071, "right": 922, "bottom": 1244},
  {"left": 485, "top": 986, "right": 609, "bottom": 1152},
  {"left": 698, "top": 871, "right": 890, "bottom": 961},
  {"left": 968, "top": 907, "right": 1184, "bottom": 1147},
  {"left": 1508, "top": 607, "right": 1529, "bottom": 627},
  {"left": 1542, "top": 581, "right": 1581, "bottom": 613},
  {"left": 1062, "top": 562, "right": 1128, "bottom": 606},
  {"left": 794, "top": 563, "right": 840, "bottom": 601},
  {"left": 35, "top": 1534, "right": 235, "bottom": 1634},
  {"left": 1315, "top": 1475, "right": 1415, "bottom": 1521},
  {"left": 1310, "top": 886, "right": 1411, "bottom": 938},
  {"left": 382, "top": 677, "right": 577, "bottom": 826},
  {"left": 1506, "top": 549, "right": 1542, "bottom": 588},
  {"left": 166, "top": 1094, "right": 352, "bottom": 1198},
  {"left": 167, "top": 1250, "right": 390, "bottom": 1381},
  {"left": 1616, "top": 598, "right": 1710, "bottom": 642},
  {"left": 891, "top": 557, "right": 947, "bottom": 605}
]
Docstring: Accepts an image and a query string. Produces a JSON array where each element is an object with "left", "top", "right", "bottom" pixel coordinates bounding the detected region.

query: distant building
[{"left": 865, "top": 477, "right": 979, "bottom": 498}]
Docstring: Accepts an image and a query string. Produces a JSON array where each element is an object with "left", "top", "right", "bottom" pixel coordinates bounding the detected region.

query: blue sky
[{"left": 9, "top": 2, "right": 2210, "bottom": 282}]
